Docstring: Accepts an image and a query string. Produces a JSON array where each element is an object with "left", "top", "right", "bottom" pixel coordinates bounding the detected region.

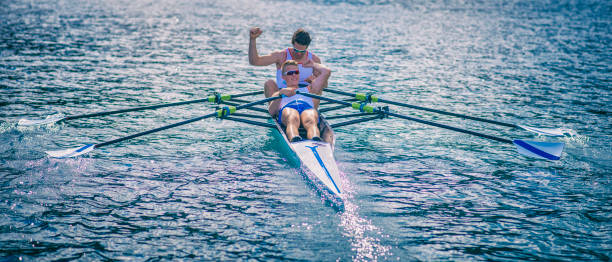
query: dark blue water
[{"left": 1, "top": 0, "right": 611, "bottom": 260}]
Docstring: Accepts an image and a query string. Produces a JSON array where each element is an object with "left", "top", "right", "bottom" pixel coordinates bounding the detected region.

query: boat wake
[{"left": 336, "top": 170, "right": 391, "bottom": 261}]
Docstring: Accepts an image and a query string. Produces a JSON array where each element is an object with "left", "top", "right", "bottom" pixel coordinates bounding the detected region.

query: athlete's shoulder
[
  {"left": 311, "top": 53, "right": 322, "bottom": 63},
  {"left": 269, "top": 49, "right": 289, "bottom": 63}
]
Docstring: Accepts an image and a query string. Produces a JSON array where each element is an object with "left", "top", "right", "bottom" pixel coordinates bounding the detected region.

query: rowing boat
[
  {"left": 41, "top": 89, "right": 566, "bottom": 188},
  {"left": 272, "top": 114, "right": 343, "bottom": 197}
]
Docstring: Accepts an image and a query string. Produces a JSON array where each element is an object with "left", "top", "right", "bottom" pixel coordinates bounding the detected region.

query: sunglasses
[
  {"left": 284, "top": 70, "right": 299, "bottom": 76},
  {"left": 293, "top": 47, "right": 307, "bottom": 53}
]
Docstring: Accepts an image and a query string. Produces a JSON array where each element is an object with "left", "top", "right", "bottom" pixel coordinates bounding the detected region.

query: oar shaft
[
  {"left": 297, "top": 92, "right": 353, "bottom": 106},
  {"left": 382, "top": 100, "right": 516, "bottom": 128},
  {"left": 95, "top": 96, "right": 280, "bottom": 149},
  {"left": 64, "top": 99, "right": 209, "bottom": 121},
  {"left": 234, "top": 96, "right": 280, "bottom": 110},
  {"left": 95, "top": 112, "right": 217, "bottom": 148},
  {"left": 325, "top": 89, "right": 517, "bottom": 128},
  {"left": 331, "top": 115, "right": 382, "bottom": 129},
  {"left": 219, "top": 100, "right": 269, "bottom": 114},
  {"left": 324, "top": 88, "right": 357, "bottom": 97},
  {"left": 298, "top": 92, "right": 513, "bottom": 144},
  {"left": 230, "top": 90, "right": 264, "bottom": 98},
  {"left": 64, "top": 91, "right": 263, "bottom": 121},
  {"left": 386, "top": 112, "right": 513, "bottom": 144},
  {"left": 325, "top": 112, "right": 373, "bottom": 120}
]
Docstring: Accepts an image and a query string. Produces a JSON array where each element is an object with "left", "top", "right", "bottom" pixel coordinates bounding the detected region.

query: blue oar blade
[
  {"left": 513, "top": 140, "right": 564, "bottom": 160},
  {"left": 18, "top": 114, "right": 65, "bottom": 126},
  {"left": 518, "top": 125, "right": 565, "bottom": 137},
  {"left": 46, "top": 144, "right": 95, "bottom": 158}
]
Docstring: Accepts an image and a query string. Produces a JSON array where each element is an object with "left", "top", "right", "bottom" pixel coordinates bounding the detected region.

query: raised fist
[{"left": 250, "top": 27, "right": 263, "bottom": 39}]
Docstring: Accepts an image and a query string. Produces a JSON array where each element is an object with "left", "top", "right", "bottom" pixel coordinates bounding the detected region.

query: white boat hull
[
  {"left": 274, "top": 115, "right": 343, "bottom": 197},
  {"left": 291, "top": 140, "right": 342, "bottom": 196}
]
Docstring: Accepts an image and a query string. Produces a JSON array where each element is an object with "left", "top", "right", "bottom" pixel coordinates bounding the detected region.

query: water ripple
[{"left": 1, "top": 0, "right": 611, "bottom": 260}]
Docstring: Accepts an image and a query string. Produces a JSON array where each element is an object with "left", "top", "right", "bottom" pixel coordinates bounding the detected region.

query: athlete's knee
[
  {"left": 288, "top": 113, "right": 300, "bottom": 123},
  {"left": 264, "top": 80, "right": 278, "bottom": 97},
  {"left": 283, "top": 110, "right": 299, "bottom": 124},
  {"left": 264, "top": 80, "right": 278, "bottom": 91},
  {"left": 268, "top": 103, "right": 279, "bottom": 116},
  {"left": 301, "top": 115, "right": 316, "bottom": 127},
  {"left": 264, "top": 79, "right": 276, "bottom": 87}
]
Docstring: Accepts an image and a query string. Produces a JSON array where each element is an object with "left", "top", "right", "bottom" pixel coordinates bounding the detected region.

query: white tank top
[
  {"left": 276, "top": 48, "right": 315, "bottom": 109},
  {"left": 278, "top": 86, "right": 314, "bottom": 109},
  {"left": 276, "top": 48, "right": 314, "bottom": 89}
]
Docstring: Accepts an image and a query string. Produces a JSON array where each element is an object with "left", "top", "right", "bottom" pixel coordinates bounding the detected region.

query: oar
[
  {"left": 324, "top": 89, "right": 565, "bottom": 137},
  {"left": 297, "top": 92, "right": 564, "bottom": 160},
  {"left": 18, "top": 90, "right": 264, "bottom": 126},
  {"left": 46, "top": 96, "right": 279, "bottom": 158}
]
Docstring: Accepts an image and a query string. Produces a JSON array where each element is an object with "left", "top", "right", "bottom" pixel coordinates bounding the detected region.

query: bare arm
[
  {"left": 312, "top": 53, "right": 322, "bottom": 64},
  {"left": 268, "top": 87, "right": 298, "bottom": 116},
  {"left": 248, "top": 27, "right": 282, "bottom": 66},
  {"left": 308, "top": 63, "right": 331, "bottom": 94}
]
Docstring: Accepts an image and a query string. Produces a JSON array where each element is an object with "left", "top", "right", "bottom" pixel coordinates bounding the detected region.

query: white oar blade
[
  {"left": 518, "top": 125, "right": 565, "bottom": 137},
  {"left": 513, "top": 140, "right": 564, "bottom": 160},
  {"left": 18, "top": 114, "right": 65, "bottom": 126},
  {"left": 46, "top": 144, "right": 95, "bottom": 158}
]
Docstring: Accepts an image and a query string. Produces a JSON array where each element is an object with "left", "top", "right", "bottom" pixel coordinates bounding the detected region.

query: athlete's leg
[
  {"left": 265, "top": 80, "right": 281, "bottom": 115},
  {"left": 300, "top": 109, "right": 320, "bottom": 140},
  {"left": 281, "top": 107, "right": 301, "bottom": 140},
  {"left": 264, "top": 79, "right": 278, "bottom": 98}
]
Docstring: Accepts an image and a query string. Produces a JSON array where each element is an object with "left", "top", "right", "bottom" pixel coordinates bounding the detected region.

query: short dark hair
[{"left": 291, "top": 28, "right": 311, "bottom": 46}]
